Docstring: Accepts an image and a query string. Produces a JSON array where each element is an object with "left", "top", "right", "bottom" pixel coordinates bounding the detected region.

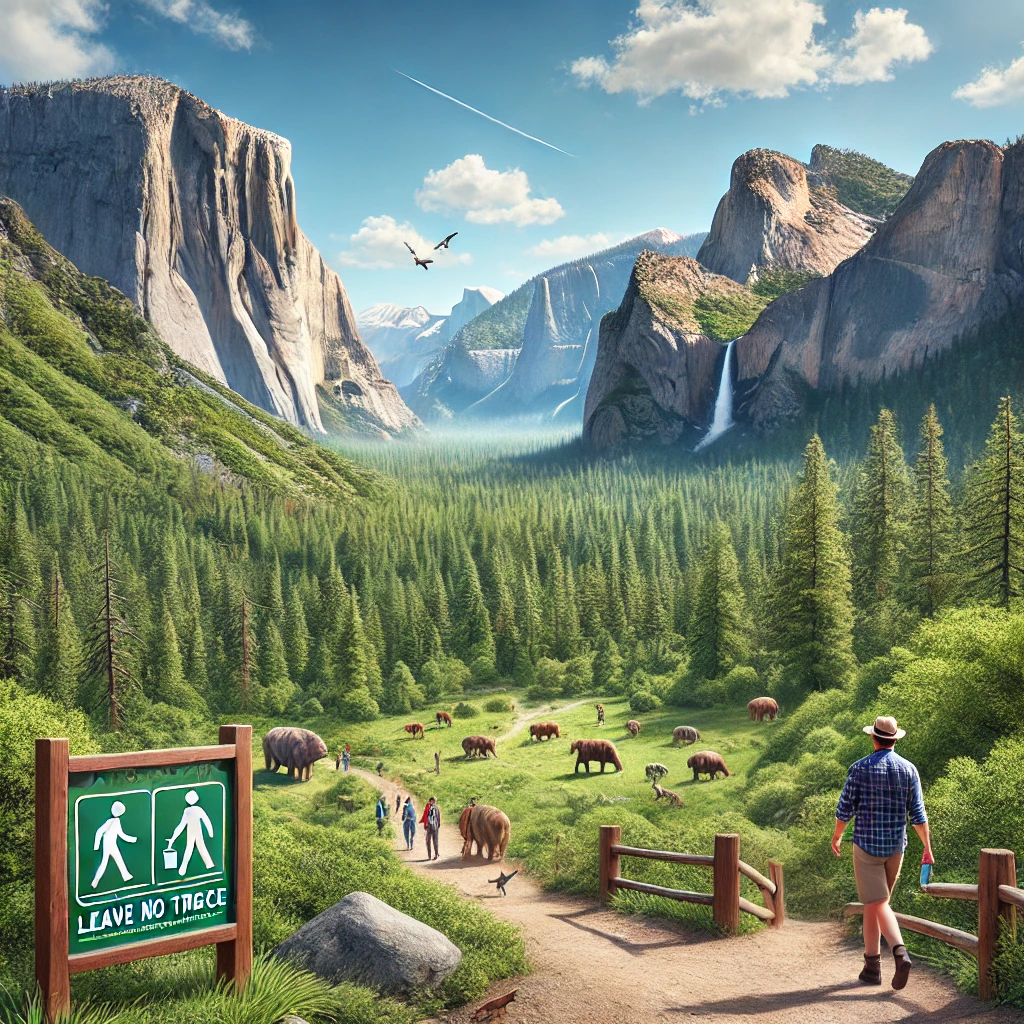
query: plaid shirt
[{"left": 836, "top": 749, "right": 927, "bottom": 857}]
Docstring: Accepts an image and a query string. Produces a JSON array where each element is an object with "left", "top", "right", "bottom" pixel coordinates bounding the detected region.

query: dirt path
[{"left": 354, "top": 760, "right": 1021, "bottom": 1024}]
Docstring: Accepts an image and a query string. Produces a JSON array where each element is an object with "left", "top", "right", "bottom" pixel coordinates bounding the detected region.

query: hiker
[
  {"left": 421, "top": 796, "right": 441, "bottom": 861},
  {"left": 342, "top": 745, "right": 350, "bottom": 772},
  {"left": 335, "top": 751, "right": 341, "bottom": 771},
  {"left": 832, "top": 716, "right": 932, "bottom": 991},
  {"left": 375, "top": 794, "right": 390, "bottom": 835},
  {"left": 401, "top": 796, "right": 417, "bottom": 850}
]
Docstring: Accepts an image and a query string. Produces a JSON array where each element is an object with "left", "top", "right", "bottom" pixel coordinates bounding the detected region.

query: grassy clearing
[{"left": 319, "top": 692, "right": 791, "bottom": 935}]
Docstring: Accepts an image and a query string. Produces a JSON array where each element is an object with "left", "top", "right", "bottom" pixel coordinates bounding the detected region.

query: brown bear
[
  {"left": 673, "top": 725, "right": 701, "bottom": 745},
  {"left": 626, "top": 719, "right": 642, "bottom": 737},
  {"left": 529, "top": 722, "right": 561, "bottom": 741},
  {"left": 436, "top": 711, "right": 453, "bottom": 728},
  {"left": 459, "top": 803, "right": 511, "bottom": 861},
  {"left": 571, "top": 738, "right": 623, "bottom": 774},
  {"left": 687, "top": 750, "right": 731, "bottom": 781},
  {"left": 748, "top": 697, "right": 779, "bottom": 722},
  {"left": 462, "top": 735, "right": 497, "bottom": 759},
  {"left": 262, "top": 727, "right": 328, "bottom": 781},
  {"left": 404, "top": 722, "right": 425, "bottom": 739}
]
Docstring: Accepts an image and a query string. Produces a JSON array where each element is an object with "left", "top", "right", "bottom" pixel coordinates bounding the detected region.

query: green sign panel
[{"left": 67, "top": 761, "right": 235, "bottom": 955}]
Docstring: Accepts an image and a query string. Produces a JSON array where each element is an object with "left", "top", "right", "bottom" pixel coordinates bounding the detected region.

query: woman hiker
[
  {"left": 421, "top": 796, "right": 441, "bottom": 861},
  {"left": 342, "top": 745, "right": 350, "bottom": 772},
  {"left": 401, "top": 796, "right": 417, "bottom": 851},
  {"left": 375, "top": 794, "right": 390, "bottom": 835},
  {"left": 832, "top": 715, "right": 933, "bottom": 991}
]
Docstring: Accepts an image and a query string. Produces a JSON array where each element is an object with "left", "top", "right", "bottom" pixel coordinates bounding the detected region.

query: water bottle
[{"left": 919, "top": 861, "right": 932, "bottom": 887}]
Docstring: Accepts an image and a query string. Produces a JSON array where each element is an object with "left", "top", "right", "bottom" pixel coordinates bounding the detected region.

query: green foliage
[
  {"left": 483, "top": 696, "right": 514, "bottom": 713},
  {"left": 688, "top": 522, "right": 749, "bottom": 680},
  {"left": 452, "top": 701, "right": 479, "bottom": 718},
  {"left": 691, "top": 290, "right": 770, "bottom": 342},
  {"left": 810, "top": 144, "right": 914, "bottom": 219},
  {"left": 750, "top": 267, "right": 821, "bottom": 300},
  {"left": 629, "top": 688, "right": 662, "bottom": 713}
]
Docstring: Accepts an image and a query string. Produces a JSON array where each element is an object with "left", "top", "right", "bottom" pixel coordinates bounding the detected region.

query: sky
[{"left": 1, "top": 0, "right": 1023, "bottom": 317}]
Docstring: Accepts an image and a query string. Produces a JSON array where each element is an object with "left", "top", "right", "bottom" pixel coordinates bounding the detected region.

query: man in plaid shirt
[{"left": 832, "top": 716, "right": 933, "bottom": 990}]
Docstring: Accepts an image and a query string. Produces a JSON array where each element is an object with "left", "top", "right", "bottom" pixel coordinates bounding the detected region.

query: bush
[
  {"left": 469, "top": 657, "right": 499, "bottom": 688},
  {"left": 629, "top": 689, "right": 662, "bottom": 714},
  {"left": 453, "top": 701, "right": 479, "bottom": 719},
  {"left": 483, "top": 696, "right": 513, "bottom": 714},
  {"left": 301, "top": 697, "right": 324, "bottom": 717},
  {"left": 722, "top": 665, "right": 761, "bottom": 703},
  {"left": 338, "top": 686, "right": 379, "bottom": 722},
  {"left": 419, "top": 655, "right": 470, "bottom": 701}
]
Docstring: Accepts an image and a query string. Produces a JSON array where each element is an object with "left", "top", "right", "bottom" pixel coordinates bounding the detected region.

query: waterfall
[{"left": 694, "top": 340, "right": 736, "bottom": 451}]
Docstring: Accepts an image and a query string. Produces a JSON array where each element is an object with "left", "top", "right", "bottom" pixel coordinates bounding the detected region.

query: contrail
[{"left": 394, "top": 70, "right": 575, "bottom": 158}]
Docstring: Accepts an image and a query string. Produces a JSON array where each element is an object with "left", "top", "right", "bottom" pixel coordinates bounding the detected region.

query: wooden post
[
  {"left": 768, "top": 861, "right": 785, "bottom": 929},
  {"left": 978, "top": 848, "right": 1017, "bottom": 1001},
  {"left": 599, "top": 825, "right": 621, "bottom": 904},
  {"left": 713, "top": 833, "right": 741, "bottom": 936},
  {"left": 216, "top": 725, "right": 253, "bottom": 992},
  {"left": 36, "top": 738, "right": 70, "bottom": 1022}
]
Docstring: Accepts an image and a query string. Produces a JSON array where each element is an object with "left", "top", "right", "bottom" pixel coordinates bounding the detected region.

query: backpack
[{"left": 427, "top": 804, "right": 441, "bottom": 830}]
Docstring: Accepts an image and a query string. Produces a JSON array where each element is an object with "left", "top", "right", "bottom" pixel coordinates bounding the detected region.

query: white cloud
[
  {"left": 526, "top": 233, "right": 620, "bottom": 261},
  {"left": 832, "top": 8, "right": 933, "bottom": 85},
  {"left": 0, "top": 0, "right": 114, "bottom": 83},
  {"left": 954, "top": 46, "right": 1024, "bottom": 108},
  {"left": 416, "top": 154, "right": 564, "bottom": 227},
  {"left": 571, "top": 0, "right": 932, "bottom": 103},
  {"left": 336, "top": 215, "right": 472, "bottom": 271},
  {"left": 136, "top": 0, "right": 256, "bottom": 50}
]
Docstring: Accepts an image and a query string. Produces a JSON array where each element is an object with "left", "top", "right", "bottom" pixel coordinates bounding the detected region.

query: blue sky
[{"left": 2, "top": 0, "right": 1023, "bottom": 316}]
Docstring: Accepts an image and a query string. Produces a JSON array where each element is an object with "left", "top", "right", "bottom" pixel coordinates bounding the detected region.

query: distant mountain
[
  {"left": 0, "top": 196, "right": 372, "bottom": 498},
  {"left": 0, "top": 75, "right": 415, "bottom": 438},
  {"left": 404, "top": 229, "right": 707, "bottom": 423},
  {"left": 358, "top": 286, "right": 504, "bottom": 388}
]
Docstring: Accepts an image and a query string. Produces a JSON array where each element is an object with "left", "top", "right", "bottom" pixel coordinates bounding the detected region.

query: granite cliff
[{"left": 0, "top": 76, "right": 415, "bottom": 436}]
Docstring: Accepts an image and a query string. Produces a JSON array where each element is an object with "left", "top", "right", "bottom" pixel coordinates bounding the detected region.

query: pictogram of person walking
[
  {"left": 167, "top": 790, "right": 215, "bottom": 876},
  {"left": 91, "top": 800, "right": 137, "bottom": 888}
]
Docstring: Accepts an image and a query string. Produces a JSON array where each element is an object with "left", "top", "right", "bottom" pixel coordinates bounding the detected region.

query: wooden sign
[{"left": 35, "top": 725, "right": 253, "bottom": 1021}]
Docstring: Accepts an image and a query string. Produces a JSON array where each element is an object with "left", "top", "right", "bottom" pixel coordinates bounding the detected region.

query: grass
[
  {"left": 317, "top": 692, "right": 791, "bottom": 935},
  {"left": 810, "top": 145, "right": 914, "bottom": 219}
]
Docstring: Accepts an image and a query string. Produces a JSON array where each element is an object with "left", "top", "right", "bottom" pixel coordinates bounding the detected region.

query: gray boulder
[{"left": 273, "top": 891, "right": 462, "bottom": 994}]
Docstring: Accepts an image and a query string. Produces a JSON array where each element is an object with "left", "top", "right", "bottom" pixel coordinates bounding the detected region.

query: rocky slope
[
  {"left": 696, "top": 148, "right": 879, "bottom": 284},
  {"left": 735, "top": 139, "right": 1024, "bottom": 429},
  {"left": 358, "top": 286, "right": 503, "bottom": 388},
  {"left": 0, "top": 76, "right": 415, "bottom": 437},
  {"left": 583, "top": 252, "right": 764, "bottom": 448}
]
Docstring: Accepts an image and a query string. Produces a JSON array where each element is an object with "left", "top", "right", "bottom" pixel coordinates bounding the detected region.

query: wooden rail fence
[
  {"left": 599, "top": 825, "right": 784, "bottom": 935},
  {"left": 844, "top": 847, "right": 1020, "bottom": 1000}
]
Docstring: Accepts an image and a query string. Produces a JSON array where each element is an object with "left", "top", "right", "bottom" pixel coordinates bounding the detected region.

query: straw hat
[{"left": 863, "top": 715, "right": 906, "bottom": 741}]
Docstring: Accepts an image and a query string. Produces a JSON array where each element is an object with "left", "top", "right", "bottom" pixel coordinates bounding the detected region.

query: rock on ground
[{"left": 273, "top": 891, "right": 462, "bottom": 994}]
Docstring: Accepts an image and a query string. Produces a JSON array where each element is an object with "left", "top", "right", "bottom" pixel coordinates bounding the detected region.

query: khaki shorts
[{"left": 853, "top": 844, "right": 904, "bottom": 905}]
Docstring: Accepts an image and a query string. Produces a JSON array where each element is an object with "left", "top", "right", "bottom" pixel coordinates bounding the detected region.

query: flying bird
[
  {"left": 404, "top": 241, "right": 433, "bottom": 271},
  {"left": 488, "top": 869, "right": 518, "bottom": 897},
  {"left": 434, "top": 232, "right": 458, "bottom": 250}
]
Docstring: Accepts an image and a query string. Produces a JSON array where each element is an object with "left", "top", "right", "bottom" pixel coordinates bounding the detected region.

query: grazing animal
[
  {"left": 595, "top": 704, "right": 605, "bottom": 726},
  {"left": 645, "top": 762, "right": 669, "bottom": 784},
  {"left": 748, "top": 697, "right": 780, "bottom": 722},
  {"left": 488, "top": 869, "right": 518, "bottom": 896},
  {"left": 626, "top": 719, "right": 642, "bottom": 737},
  {"left": 262, "top": 727, "right": 328, "bottom": 781},
  {"left": 436, "top": 711, "right": 453, "bottom": 728},
  {"left": 462, "top": 735, "right": 497, "bottom": 759},
  {"left": 673, "top": 725, "right": 701, "bottom": 746},
  {"left": 434, "top": 232, "right": 458, "bottom": 250},
  {"left": 459, "top": 803, "right": 511, "bottom": 861},
  {"left": 404, "top": 722, "right": 425, "bottom": 739},
  {"left": 653, "top": 784, "right": 683, "bottom": 806},
  {"left": 529, "top": 722, "right": 561, "bottom": 742},
  {"left": 571, "top": 738, "right": 623, "bottom": 774},
  {"left": 687, "top": 750, "right": 731, "bottom": 781},
  {"left": 404, "top": 241, "right": 433, "bottom": 270}
]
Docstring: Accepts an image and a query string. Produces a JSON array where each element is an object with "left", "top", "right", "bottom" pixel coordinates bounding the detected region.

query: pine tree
[
  {"left": 963, "top": 396, "right": 1024, "bottom": 605},
  {"left": 772, "top": 436, "right": 855, "bottom": 691},
  {"left": 907, "top": 405, "right": 956, "bottom": 615},
  {"left": 149, "top": 603, "right": 205, "bottom": 712},
  {"left": 259, "top": 619, "right": 294, "bottom": 714},
  {"left": 37, "top": 565, "right": 82, "bottom": 708},
  {"left": 688, "top": 522, "right": 749, "bottom": 680},
  {"left": 592, "top": 628, "right": 623, "bottom": 693},
  {"left": 451, "top": 550, "right": 495, "bottom": 664},
  {"left": 283, "top": 588, "right": 310, "bottom": 683}
]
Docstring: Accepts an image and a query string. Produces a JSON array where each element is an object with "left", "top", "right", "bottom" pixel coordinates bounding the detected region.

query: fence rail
[
  {"left": 844, "top": 848, "right": 1019, "bottom": 1000},
  {"left": 599, "top": 826, "right": 784, "bottom": 935}
]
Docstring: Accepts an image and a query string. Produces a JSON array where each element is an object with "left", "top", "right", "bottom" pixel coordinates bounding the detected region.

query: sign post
[{"left": 35, "top": 725, "right": 252, "bottom": 1020}]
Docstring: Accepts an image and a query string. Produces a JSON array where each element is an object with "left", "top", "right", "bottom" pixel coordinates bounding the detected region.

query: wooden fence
[
  {"left": 845, "top": 847, "right": 1020, "bottom": 1000},
  {"left": 598, "top": 825, "right": 784, "bottom": 935}
]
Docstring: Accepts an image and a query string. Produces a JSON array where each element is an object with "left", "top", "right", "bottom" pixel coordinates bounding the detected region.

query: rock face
[
  {"left": 583, "top": 252, "right": 755, "bottom": 448},
  {"left": 735, "top": 139, "right": 1024, "bottom": 429},
  {"left": 696, "top": 149, "right": 877, "bottom": 284},
  {"left": 401, "top": 344, "right": 519, "bottom": 421},
  {"left": 0, "top": 76, "right": 415, "bottom": 436},
  {"left": 273, "top": 891, "right": 462, "bottom": 994}
]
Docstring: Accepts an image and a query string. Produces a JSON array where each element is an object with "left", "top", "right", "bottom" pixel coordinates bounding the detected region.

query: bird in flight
[
  {"left": 404, "top": 241, "right": 433, "bottom": 271},
  {"left": 488, "top": 869, "right": 518, "bottom": 896},
  {"left": 434, "top": 232, "right": 458, "bottom": 250}
]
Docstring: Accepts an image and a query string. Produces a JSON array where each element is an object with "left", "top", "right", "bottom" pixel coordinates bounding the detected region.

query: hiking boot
[
  {"left": 859, "top": 954, "right": 882, "bottom": 985},
  {"left": 892, "top": 945, "right": 912, "bottom": 990}
]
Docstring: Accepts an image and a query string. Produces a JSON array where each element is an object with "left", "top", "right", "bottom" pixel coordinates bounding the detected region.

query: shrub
[
  {"left": 483, "top": 696, "right": 513, "bottom": 714},
  {"left": 338, "top": 686, "right": 379, "bottom": 722},
  {"left": 469, "top": 657, "right": 499, "bottom": 687},
  {"left": 629, "top": 689, "right": 662, "bottom": 714},
  {"left": 722, "top": 665, "right": 761, "bottom": 704},
  {"left": 301, "top": 697, "right": 324, "bottom": 717},
  {"left": 453, "top": 701, "right": 479, "bottom": 719},
  {"left": 420, "top": 655, "right": 470, "bottom": 700}
]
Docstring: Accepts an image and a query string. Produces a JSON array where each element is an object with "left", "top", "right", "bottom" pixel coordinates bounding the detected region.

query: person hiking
[
  {"left": 832, "top": 716, "right": 932, "bottom": 991},
  {"left": 421, "top": 796, "right": 441, "bottom": 861},
  {"left": 401, "top": 796, "right": 417, "bottom": 850},
  {"left": 335, "top": 751, "right": 341, "bottom": 771},
  {"left": 375, "top": 795, "right": 390, "bottom": 835},
  {"left": 342, "top": 745, "right": 350, "bottom": 773}
]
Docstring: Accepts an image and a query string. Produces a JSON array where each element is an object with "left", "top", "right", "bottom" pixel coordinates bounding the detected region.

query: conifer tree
[
  {"left": 149, "top": 603, "right": 205, "bottom": 712},
  {"left": 963, "top": 395, "right": 1024, "bottom": 605},
  {"left": 259, "top": 619, "right": 293, "bottom": 714},
  {"left": 907, "top": 405, "right": 956, "bottom": 614},
  {"left": 283, "top": 588, "right": 310, "bottom": 683},
  {"left": 451, "top": 550, "right": 495, "bottom": 664},
  {"left": 772, "top": 436, "right": 855, "bottom": 691},
  {"left": 592, "top": 628, "right": 624, "bottom": 693},
  {"left": 688, "top": 522, "right": 749, "bottom": 680},
  {"left": 37, "top": 565, "right": 82, "bottom": 707}
]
